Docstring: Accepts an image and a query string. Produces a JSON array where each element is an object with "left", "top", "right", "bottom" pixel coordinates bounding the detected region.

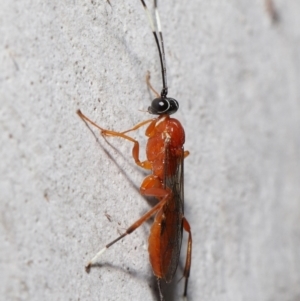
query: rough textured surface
[{"left": 1, "top": 1, "right": 300, "bottom": 301}]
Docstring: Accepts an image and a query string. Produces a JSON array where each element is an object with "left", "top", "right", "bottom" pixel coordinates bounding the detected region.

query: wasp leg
[
  {"left": 182, "top": 217, "right": 192, "bottom": 298},
  {"left": 146, "top": 71, "right": 160, "bottom": 98},
  {"left": 85, "top": 186, "right": 170, "bottom": 272},
  {"left": 184, "top": 150, "right": 190, "bottom": 159},
  {"left": 77, "top": 109, "right": 154, "bottom": 169}
]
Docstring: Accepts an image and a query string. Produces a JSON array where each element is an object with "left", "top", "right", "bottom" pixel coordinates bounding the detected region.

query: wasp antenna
[
  {"left": 154, "top": 0, "right": 167, "bottom": 97},
  {"left": 140, "top": 0, "right": 168, "bottom": 97}
]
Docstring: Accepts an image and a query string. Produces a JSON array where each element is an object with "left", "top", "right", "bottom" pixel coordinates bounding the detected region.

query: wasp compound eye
[{"left": 148, "top": 97, "right": 179, "bottom": 115}]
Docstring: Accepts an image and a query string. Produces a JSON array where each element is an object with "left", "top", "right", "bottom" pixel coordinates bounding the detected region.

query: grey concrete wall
[{"left": 1, "top": 1, "right": 300, "bottom": 301}]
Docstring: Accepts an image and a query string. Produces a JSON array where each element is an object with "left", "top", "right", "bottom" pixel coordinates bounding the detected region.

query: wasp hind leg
[{"left": 182, "top": 217, "right": 192, "bottom": 298}]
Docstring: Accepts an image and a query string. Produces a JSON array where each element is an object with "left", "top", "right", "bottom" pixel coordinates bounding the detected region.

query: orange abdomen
[{"left": 148, "top": 199, "right": 181, "bottom": 281}]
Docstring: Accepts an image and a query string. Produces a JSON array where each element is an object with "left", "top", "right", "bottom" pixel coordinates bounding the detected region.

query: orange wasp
[{"left": 78, "top": 0, "right": 192, "bottom": 299}]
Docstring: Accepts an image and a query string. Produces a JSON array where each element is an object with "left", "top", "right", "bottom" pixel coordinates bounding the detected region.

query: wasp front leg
[{"left": 77, "top": 110, "right": 154, "bottom": 170}]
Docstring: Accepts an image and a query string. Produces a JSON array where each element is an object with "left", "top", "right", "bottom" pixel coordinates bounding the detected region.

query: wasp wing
[{"left": 160, "top": 145, "right": 184, "bottom": 282}]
